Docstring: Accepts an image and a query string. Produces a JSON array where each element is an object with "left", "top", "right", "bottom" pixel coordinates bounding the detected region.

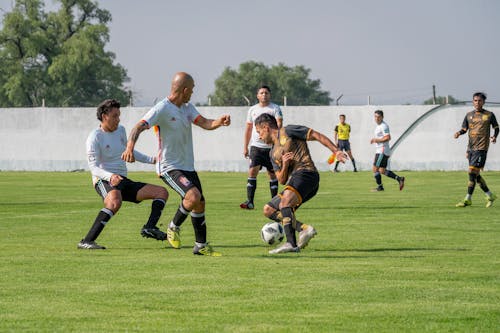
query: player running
[
  {"left": 254, "top": 113, "right": 347, "bottom": 254},
  {"left": 454, "top": 92, "right": 498, "bottom": 207}
]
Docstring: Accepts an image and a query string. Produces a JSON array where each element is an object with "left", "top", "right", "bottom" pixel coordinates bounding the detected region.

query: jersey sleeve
[
  {"left": 461, "top": 115, "right": 469, "bottom": 131},
  {"left": 86, "top": 131, "right": 113, "bottom": 181},
  {"left": 285, "top": 125, "right": 311, "bottom": 140},
  {"left": 141, "top": 105, "right": 162, "bottom": 128},
  {"left": 188, "top": 104, "right": 201, "bottom": 123},
  {"left": 491, "top": 112, "right": 499, "bottom": 129},
  {"left": 274, "top": 105, "right": 283, "bottom": 120}
]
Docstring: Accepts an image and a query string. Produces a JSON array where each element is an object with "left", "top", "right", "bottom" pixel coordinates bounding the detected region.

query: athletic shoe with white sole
[
  {"left": 193, "top": 243, "right": 222, "bottom": 256},
  {"left": 455, "top": 199, "right": 472, "bottom": 207},
  {"left": 167, "top": 226, "right": 181, "bottom": 249},
  {"left": 486, "top": 193, "right": 497, "bottom": 208},
  {"left": 77, "top": 240, "right": 106, "bottom": 250},
  {"left": 269, "top": 242, "right": 300, "bottom": 254},
  {"left": 297, "top": 226, "right": 317, "bottom": 249},
  {"left": 140, "top": 226, "right": 167, "bottom": 241}
]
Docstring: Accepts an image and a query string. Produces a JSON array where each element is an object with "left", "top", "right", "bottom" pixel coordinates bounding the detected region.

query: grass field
[{"left": 0, "top": 171, "right": 499, "bottom": 332}]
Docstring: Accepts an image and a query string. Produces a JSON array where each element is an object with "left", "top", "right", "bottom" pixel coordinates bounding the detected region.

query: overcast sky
[{"left": 1, "top": 0, "right": 499, "bottom": 106}]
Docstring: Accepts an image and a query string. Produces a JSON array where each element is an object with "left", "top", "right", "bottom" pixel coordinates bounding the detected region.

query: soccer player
[
  {"left": 370, "top": 110, "right": 405, "bottom": 192},
  {"left": 333, "top": 114, "right": 357, "bottom": 172},
  {"left": 240, "top": 85, "right": 283, "bottom": 210},
  {"left": 79, "top": 99, "right": 169, "bottom": 250},
  {"left": 254, "top": 113, "right": 347, "bottom": 254},
  {"left": 454, "top": 92, "right": 498, "bottom": 208},
  {"left": 122, "top": 72, "right": 231, "bottom": 256}
]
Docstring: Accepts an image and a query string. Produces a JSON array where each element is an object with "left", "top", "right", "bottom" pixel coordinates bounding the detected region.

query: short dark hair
[
  {"left": 473, "top": 92, "right": 487, "bottom": 101},
  {"left": 339, "top": 114, "right": 346, "bottom": 118},
  {"left": 374, "top": 110, "right": 384, "bottom": 117},
  {"left": 255, "top": 113, "right": 278, "bottom": 129},
  {"left": 97, "top": 99, "right": 121, "bottom": 121},
  {"left": 258, "top": 85, "right": 271, "bottom": 93}
]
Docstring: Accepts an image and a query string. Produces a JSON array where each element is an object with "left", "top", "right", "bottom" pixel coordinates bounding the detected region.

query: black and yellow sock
[{"left": 280, "top": 207, "right": 297, "bottom": 247}]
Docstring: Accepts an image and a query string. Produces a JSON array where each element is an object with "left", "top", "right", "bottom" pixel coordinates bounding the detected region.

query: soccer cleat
[
  {"left": 167, "top": 226, "right": 181, "bottom": 249},
  {"left": 269, "top": 242, "right": 300, "bottom": 254},
  {"left": 240, "top": 201, "right": 255, "bottom": 210},
  {"left": 455, "top": 199, "right": 472, "bottom": 207},
  {"left": 485, "top": 193, "right": 497, "bottom": 208},
  {"left": 398, "top": 177, "right": 405, "bottom": 191},
  {"left": 353, "top": 168, "right": 358, "bottom": 172},
  {"left": 77, "top": 239, "right": 106, "bottom": 250},
  {"left": 193, "top": 243, "right": 222, "bottom": 256},
  {"left": 140, "top": 226, "right": 167, "bottom": 241},
  {"left": 371, "top": 186, "right": 384, "bottom": 192},
  {"left": 297, "top": 226, "right": 317, "bottom": 249}
]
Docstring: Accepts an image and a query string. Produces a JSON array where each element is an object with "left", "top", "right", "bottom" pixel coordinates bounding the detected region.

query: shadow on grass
[{"left": 320, "top": 247, "right": 469, "bottom": 252}]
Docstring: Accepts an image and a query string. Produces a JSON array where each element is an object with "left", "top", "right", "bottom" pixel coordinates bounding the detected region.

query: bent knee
[{"left": 263, "top": 204, "right": 275, "bottom": 217}]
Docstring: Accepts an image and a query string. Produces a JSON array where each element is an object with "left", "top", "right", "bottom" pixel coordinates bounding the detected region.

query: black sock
[
  {"left": 280, "top": 207, "right": 297, "bottom": 247},
  {"left": 269, "top": 210, "right": 303, "bottom": 230},
  {"left": 334, "top": 161, "right": 339, "bottom": 171},
  {"left": 384, "top": 170, "right": 400, "bottom": 181},
  {"left": 468, "top": 173, "right": 477, "bottom": 195},
  {"left": 84, "top": 208, "right": 113, "bottom": 242},
  {"left": 476, "top": 174, "right": 490, "bottom": 193},
  {"left": 145, "top": 199, "right": 165, "bottom": 228},
  {"left": 247, "top": 178, "right": 257, "bottom": 203},
  {"left": 171, "top": 203, "right": 190, "bottom": 227},
  {"left": 374, "top": 172, "right": 382, "bottom": 187},
  {"left": 352, "top": 159, "right": 357, "bottom": 170},
  {"left": 191, "top": 212, "right": 207, "bottom": 244},
  {"left": 270, "top": 179, "right": 279, "bottom": 198}
]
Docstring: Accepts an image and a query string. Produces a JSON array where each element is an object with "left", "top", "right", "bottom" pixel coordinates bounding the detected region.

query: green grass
[{"left": 0, "top": 171, "right": 499, "bottom": 332}]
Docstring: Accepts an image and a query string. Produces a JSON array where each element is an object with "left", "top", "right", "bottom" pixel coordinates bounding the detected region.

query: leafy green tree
[
  {"left": 423, "top": 95, "right": 459, "bottom": 105},
  {"left": 0, "top": 0, "right": 129, "bottom": 107},
  {"left": 209, "top": 61, "right": 332, "bottom": 106}
]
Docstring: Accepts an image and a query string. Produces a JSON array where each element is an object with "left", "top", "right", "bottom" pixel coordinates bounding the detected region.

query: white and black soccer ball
[{"left": 260, "top": 222, "right": 285, "bottom": 245}]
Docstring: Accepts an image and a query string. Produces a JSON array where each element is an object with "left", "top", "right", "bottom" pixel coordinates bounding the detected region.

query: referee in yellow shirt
[{"left": 333, "top": 114, "right": 357, "bottom": 172}]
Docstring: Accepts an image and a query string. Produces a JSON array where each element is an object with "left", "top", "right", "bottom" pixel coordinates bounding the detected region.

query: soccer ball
[{"left": 260, "top": 222, "right": 285, "bottom": 245}]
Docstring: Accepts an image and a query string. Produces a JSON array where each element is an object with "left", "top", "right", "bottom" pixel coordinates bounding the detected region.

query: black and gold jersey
[
  {"left": 270, "top": 125, "right": 316, "bottom": 173},
  {"left": 462, "top": 110, "right": 499, "bottom": 151}
]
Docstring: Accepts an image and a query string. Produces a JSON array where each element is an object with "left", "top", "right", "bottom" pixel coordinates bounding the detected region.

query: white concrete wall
[{"left": 1, "top": 105, "right": 499, "bottom": 172}]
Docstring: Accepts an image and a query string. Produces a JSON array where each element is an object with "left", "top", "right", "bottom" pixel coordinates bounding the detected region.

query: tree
[
  {"left": 0, "top": 0, "right": 129, "bottom": 107},
  {"left": 423, "top": 95, "right": 459, "bottom": 105},
  {"left": 209, "top": 61, "right": 332, "bottom": 106}
]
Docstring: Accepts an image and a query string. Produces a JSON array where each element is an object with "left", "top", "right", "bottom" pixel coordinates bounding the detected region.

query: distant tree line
[{"left": 0, "top": 0, "right": 129, "bottom": 107}]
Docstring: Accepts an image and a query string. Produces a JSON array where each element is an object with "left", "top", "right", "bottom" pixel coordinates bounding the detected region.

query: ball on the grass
[{"left": 260, "top": 222, "right": 285, "bottom": 245}]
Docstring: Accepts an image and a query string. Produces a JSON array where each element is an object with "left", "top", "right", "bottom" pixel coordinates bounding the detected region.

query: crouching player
[{"left": 254, "top": 113, "right": 346, "bottom": 254}]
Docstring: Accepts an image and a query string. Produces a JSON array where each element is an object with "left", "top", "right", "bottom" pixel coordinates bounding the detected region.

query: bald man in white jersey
[
  {"left": 123, "top": 72, "right": 231, "bottom": 256},
  {"left": 79, "top": 99, "right": 169, "bottom": 250}
]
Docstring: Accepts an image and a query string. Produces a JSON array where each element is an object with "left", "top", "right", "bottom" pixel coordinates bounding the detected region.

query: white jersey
[
  {"left": 246, "top": 102, "right": 283, "bottom": 149},
  {"left": 141, "top": 98, "right": 201, "bottom": 173},
  {"left": 86, "top": 125, "right": 154, "bottom": 184},
  {"left": 374, "top": 121, "right": 391, "bottom": 155}
]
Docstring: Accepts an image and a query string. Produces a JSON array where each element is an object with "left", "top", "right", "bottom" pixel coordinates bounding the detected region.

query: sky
[{"left": 1, "top": 0, "right": 499, "bottom": 106}]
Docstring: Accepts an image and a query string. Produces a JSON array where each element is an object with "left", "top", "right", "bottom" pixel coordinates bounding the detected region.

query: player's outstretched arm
[
  {"left": 122, "top": 121, "right": 149, "bottom": 162},
  {"left": 309, "top": 129, "right": 347, "bottom": 163},
  {"left": 195, "top": 114, "right": 231, "bottom": 130}
]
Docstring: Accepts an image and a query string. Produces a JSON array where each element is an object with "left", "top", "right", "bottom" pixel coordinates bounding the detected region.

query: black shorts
[
  {"left": 373, "top": 154, "right": 390, "bottom": 168},
  {"left": 160, "top": 169, "right": 204, "bottom": 201},
  {"left": 468, "top": 150, "right": 487, "bottom": 169},
  {"left": 338, "top": 139, "right": 351, "bottom": 151},
  {"left": 249, "top": 146, "right": 274, "bottom": 171},
  {"left": 95, "top": 177, "right": 146, "bottom": 203},
  {"left": 268, "top": 169, "right": 319, "bottom": 209}
]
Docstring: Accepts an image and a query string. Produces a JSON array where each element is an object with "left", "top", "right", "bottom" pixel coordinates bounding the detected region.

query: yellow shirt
[{"left": 335, "top": 123, "right": 351, "bottom": 140}]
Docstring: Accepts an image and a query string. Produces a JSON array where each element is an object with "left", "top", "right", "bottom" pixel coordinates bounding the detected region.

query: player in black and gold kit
[
  {"left": 254, "top": 113, "right": 347, "bottom": 254},
  {"left": 333, "top": 114, "right": 357, "bottom": 172},
  {"left": 454, "top": 92, "right": 498, "bottom": 208}
]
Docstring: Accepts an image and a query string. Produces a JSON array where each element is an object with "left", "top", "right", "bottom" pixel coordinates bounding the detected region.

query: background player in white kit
[
  {"left": 370, "top": 110, "right": 405, "bottom": 192},
  {"left": 122, "top": 72, "right": 231, "bottom": 256},
  {"left": 240, "top": 85, "right": 283, "bottom": 210},
  {"left": 79, "top": 99, "right": 169, "bottom": 250}
]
